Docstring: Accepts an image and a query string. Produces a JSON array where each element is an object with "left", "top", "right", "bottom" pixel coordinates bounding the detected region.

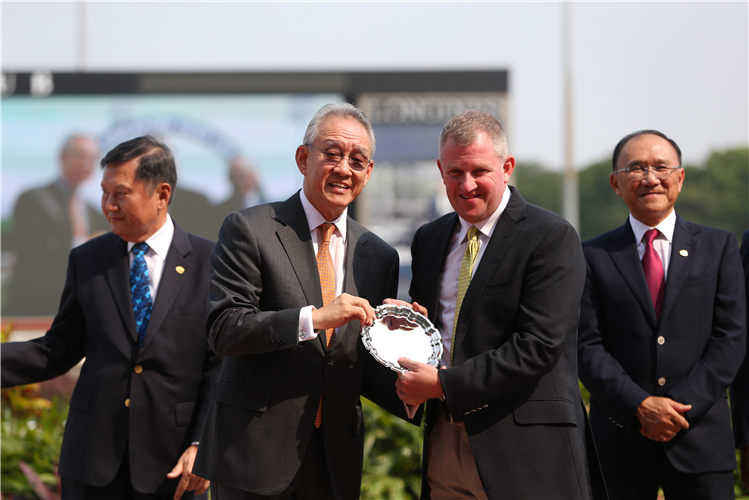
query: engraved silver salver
[{"left": 361, "top": 304, "right": 444, "bottom": 373}]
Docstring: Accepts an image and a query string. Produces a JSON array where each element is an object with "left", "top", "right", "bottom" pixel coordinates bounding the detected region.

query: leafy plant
[
  {"left": 361, "top": 398, "right": 423, "bottom": 499},
  {"left": 1, "top": 324, "right": 68, "bottom": 499}
]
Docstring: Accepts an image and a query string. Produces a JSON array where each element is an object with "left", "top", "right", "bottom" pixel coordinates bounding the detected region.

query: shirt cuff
[{"left": 299, "top": 305, "right": 318, "bottom": 342}]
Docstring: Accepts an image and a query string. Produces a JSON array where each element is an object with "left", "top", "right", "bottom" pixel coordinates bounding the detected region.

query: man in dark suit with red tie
[
  {"left": 2, "top": 136, "right": 221, "bottom": 500},
  {"left": 578, "top": 130, "right": 746, "bottom": 499}
]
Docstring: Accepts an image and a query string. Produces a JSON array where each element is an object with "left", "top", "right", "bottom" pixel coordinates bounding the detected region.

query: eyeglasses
[
  {"left": 613, "top": 165, "right": 681, "bottom": 180},
  {"left": 306, "top": 144, "right": 371, "bottom": 172}
]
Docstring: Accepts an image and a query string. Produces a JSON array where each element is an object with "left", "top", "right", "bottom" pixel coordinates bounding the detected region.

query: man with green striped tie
[{"left": 393, "top": 110, "right": 606, "bottom": 499}]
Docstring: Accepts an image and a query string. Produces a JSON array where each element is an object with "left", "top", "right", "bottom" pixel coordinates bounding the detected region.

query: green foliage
[
  {"left": 361, "top": 398, "right": 423, "bottom": 499},
  {"left": 1, "top": 390, "right": 68, "bottom": 498},
  {"left": 736, "top": 449, "right": 749, "bottom": 498},
  {"left": 676, "top": 148, "right": 749, "bottom": 241},
  {"left": 579, "top": 380, "right": 591, "bottom": 409},
  {"left": 1, "top": 323, "right": 67, "bottom": 499},
  {"left": 578, "top": 159, "right": 632, "bottom": 242},
  {"left": 511, "top": 162, "right": 563, "bottom": 216}
]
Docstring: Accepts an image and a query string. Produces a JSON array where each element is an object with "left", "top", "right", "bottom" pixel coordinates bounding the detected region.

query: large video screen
[{"left": 1, "top": 93, "right": 342, "bottom": 316}]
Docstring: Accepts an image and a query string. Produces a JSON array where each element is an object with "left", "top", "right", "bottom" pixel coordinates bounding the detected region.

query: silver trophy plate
[{"left": 361, "top": 304, "right": 444, "bottom": 373}]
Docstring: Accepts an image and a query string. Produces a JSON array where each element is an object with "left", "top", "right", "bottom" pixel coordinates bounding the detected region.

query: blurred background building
[{"left": 2, "top": 1, "right": 747, "bottom": 317}]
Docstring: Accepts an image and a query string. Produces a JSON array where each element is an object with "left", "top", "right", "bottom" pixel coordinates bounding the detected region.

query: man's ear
[
  {"left": 156, "top": 182, "right": 172, "bottom": 209},
  {"left": 437, "top": 159, "right": 446, "bottom": 183},
  {"left": 295, "top": 145, "right": 309, "bottom": 176},
  {"left": 503, "top": 155, "right": 516, "bottom": 183},
  {"left": 609, "top": 172, "right": 623, "bottom": 197}
]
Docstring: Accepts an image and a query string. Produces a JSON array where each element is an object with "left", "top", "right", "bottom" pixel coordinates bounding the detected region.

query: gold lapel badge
[
  {"left": 175, "top": 266, "right": 185, "bottom": 274},
  {"left": 679, "top": 250, "right": 689, "bottom": 257}
]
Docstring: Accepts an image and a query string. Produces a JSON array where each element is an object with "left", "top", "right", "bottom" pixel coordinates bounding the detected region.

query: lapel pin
[
  {"left": 175, "top": 266, "right": 185, "bottom": 274},
  {"left": 679, "top": 250, "right": 688, "bottom": 257}
]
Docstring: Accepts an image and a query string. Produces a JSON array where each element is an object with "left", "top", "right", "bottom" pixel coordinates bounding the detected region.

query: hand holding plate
[
  {"left": 396, "top": 357, "right": 444, "bottom": 405},
  {"left": 312, "top": 293, "right": 375, "bottom": 330},
  {"left": 383, "top": 298, "right": 428, "bottom": 317}
]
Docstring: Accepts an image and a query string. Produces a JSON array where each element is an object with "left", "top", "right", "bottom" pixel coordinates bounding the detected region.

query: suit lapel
[
  {"left": 140, "top": 224, "right": 192, "bottom": 352},
  {"left": 607, "top": 221, "right": 658, "bottom": 327},
  {"left": 104, "top": 236, "right": 138, "bottom": 343},
  {"left": 423, "top": 215, "right": 459, "bottom": 325},
  {"left": 275, "top": 193, "right": 326, "bottom": 355},
  {"left": 660, "top": 215, "right": 699, "bottom": 324},
  {"left": 330, "top": 220, "right": 369, "bottom": 353},
  {"left": 452, "top": 188, "right": 523, "bottom": 359}
]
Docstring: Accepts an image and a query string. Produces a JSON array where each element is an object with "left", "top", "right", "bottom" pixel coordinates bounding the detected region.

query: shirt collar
[
  {"left": 299, "top": 189, "right": 348, "bottom": 242},
  {"left": 629, "top": 209, "right": 676, "bottom": 245},
  {"left": 456, "top": 185, "right": 512, "bottom": 242},
  {"left": 127, "top": 213, "right": 174, "bottom": 261}
]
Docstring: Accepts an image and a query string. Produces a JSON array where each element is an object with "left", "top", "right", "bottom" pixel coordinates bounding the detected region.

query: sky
[{"left": 2, "top": 1, "right": 748, "bottom": 170}]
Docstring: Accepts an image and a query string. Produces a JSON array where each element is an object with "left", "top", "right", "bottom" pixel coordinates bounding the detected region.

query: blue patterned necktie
[{"left": 130, "top": 242, "right": 153, "bottom": 347}]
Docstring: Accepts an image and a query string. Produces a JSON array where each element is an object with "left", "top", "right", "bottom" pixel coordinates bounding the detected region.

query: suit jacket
[
  {"left": 730, "top": 229, "right": 749, "bottom": 448},
  {"left": 1, "top": 222, "right": 222, "bottom": 494},
  {"left": 5, "top": 180, "right": 109, "bottom": 316},
  {"left": 578, "top": 216, "right": 746, "bottom": 475},
  {"left": 410, "top": 187, "right": 605, "bottom": 500},
  {"left": 193, "top": 192, "right": 413, "bottom": 500}
]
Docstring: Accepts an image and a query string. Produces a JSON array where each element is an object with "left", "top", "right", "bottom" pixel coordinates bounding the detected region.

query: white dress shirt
[
  {"left": 126, "top": 213, "right": 174, "bottom": 301},
  {"left": 629, "top": 210, "right": 676, "bottom": 280},
  {"left": 298, "top": 190, "right": 348, "bottom": 341},
  {"left": 437, "top": 188, "right": 512, "bottom": 368}
]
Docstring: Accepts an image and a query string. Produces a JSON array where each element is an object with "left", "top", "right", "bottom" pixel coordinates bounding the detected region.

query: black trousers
[
  {"left": 212, "top": 425, "right": 335, "bottom": 500},
  {"left": 604, "top": 449, "right": 734, "bottom": 500},
  {"left": 61, "top": 448, "right": 207, "bottom": 500}
]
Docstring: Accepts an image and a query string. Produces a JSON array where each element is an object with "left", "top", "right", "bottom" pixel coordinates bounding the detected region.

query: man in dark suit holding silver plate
[{"left": 193, "top": 103, "right": 416, "bottom": 500}]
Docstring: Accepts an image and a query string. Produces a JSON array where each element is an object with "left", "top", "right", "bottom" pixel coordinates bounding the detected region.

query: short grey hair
[
  {"left": 438, "top": 110, "right": 508, "bottom": 160},
  {"left": 303, "top": 103, "right": 376, "bottom": 157}
]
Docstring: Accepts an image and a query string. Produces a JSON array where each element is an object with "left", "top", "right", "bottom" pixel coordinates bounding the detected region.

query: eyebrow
[
  {"left": 101, "top": 182, "right": 130, "bottom": 190},
  {"left": 321, "top": 140, "right": 370, "bottom": 157}
]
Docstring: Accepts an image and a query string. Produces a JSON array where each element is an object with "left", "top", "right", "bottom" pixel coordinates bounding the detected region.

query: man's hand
[
  {"left": 635, "top": 396, "right": 691, "bottom": 442},
  {"left": 395, "top": 357, "right": 444, "bottom": 405},
  {"left": 740, "top": 446, "right": 749, "bottom": 489},
  {"left": 166, "top": 444, "right": 209, "bottom": 500},
  {"left": 383, "top": 298, "right": 428, "bottom": 317},
  {"left": 312, "top": 293, "right": 374, "bottom": 330}
]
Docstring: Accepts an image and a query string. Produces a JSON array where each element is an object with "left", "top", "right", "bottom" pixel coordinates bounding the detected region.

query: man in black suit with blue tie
[
  {"left": 2, "top": 136, "right": 221, "bottom": 500},
  {"left": 578, "top": 130, "right": 746, "bottom": 499}
]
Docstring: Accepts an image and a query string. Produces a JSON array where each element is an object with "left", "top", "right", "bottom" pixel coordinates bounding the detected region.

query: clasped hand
[{"left": 636, "top": 396, "right": 691, "bottom": 442}]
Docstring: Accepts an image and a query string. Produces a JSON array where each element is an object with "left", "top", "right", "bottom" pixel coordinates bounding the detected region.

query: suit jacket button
[
  {"left": 264, "top": 341, "right": 270, "bottom": 346},
  {"left": 124, "top": 398, "right": 130, "bottom": 407},
  {"left": 134, "top": 365, "right": 143, "bottom": 374},
  {"left": 280, "top": 339, "right": 286, "bottom": 346},
  {"left": 658, "top": 377, "right": 667, "bottom": 386},
  {"left": 325, "top": 357, "right": 332, "bottom": 365},
  {"left": 657, "top": 336, "right": 665, "bottom": 345}
]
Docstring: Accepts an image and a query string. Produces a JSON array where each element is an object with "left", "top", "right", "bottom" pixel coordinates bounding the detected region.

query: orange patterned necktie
[{"left": 315, "top": 222, "right": 336, "bottom": 427}]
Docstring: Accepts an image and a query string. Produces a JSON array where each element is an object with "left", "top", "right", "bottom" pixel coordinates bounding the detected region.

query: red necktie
[
  {"left": 642, "top": 229, "right": 665, "bottom": 320},
  {"left": 314, "top": 222, "right": 336, "bottom": 428}
]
